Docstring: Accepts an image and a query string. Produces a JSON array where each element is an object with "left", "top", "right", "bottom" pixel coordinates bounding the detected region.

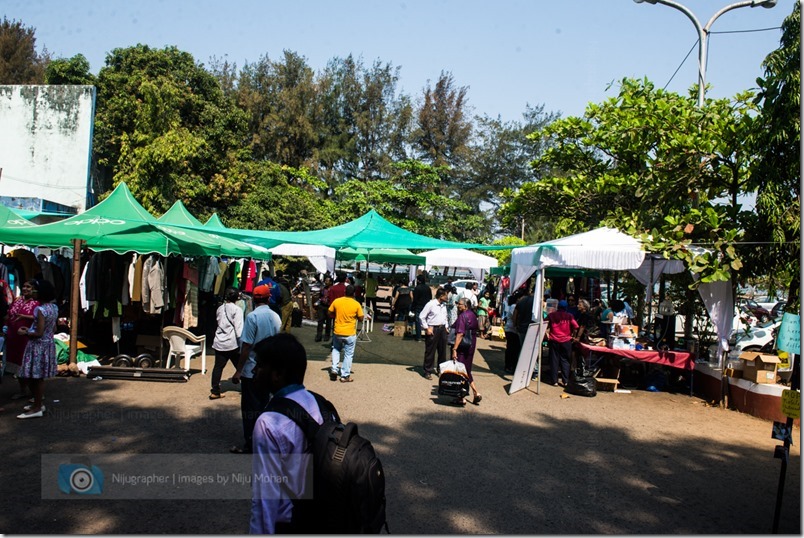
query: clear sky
[{"left": 4, "top": 0, "right": 796, "bottom": 122}]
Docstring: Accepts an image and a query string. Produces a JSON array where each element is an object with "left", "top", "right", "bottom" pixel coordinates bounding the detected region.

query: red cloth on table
[{"left": 577, "top": 342, "right": 695, "bottom": 371}]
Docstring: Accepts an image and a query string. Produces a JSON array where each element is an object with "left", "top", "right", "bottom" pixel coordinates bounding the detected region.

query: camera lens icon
[{"left": 58, "top": 463, "right": 104, "bottom": 495}]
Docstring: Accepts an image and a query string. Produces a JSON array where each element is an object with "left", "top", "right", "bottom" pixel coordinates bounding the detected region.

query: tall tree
[
  {"left": 746, "top": 2, "right": 801, "bottom": 309},
  {"left": 412, "top": 71, "right": 472, "bottom": 174},
  {"left": 0, "top": 17, "right": 48, "bottom": 84},
  {"left": 93, "top": 45, "right": 250, "bottom": 214},
  {"left": 224, "top": 161, "right": 334, "bottom": 232},
  {"left": 44, "top": 54, "right": 95, "bottom": 85},
  {"left": 467, "top": 104, "right": 559, "bottom": 234},
  {"left": 318, "top": 55, "right": 413, "bottom": 184},
  {"left": 235, "top": 50, "right": 322, "bottom": 169}
]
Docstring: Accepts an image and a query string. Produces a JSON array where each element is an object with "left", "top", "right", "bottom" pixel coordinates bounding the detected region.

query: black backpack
[{"left": 265, "top": 391, "right": 389, "bottom": 534}]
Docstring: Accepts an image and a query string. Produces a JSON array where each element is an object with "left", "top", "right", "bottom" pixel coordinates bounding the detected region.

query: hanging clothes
[
  {"left": 8, "top": 248, "right": 39, "bottom": 282},
  {"left": 213, "top": 258, "right": 228, "bottom": 295},
  {"left": 142, "top": 255, "right": 166, "bottom": 315},
  {"left": 131, "top": 254, "right": 143, "bottom": 302},
  {"left": 183, "top": 280, "right": 199, "bottom": 329}
]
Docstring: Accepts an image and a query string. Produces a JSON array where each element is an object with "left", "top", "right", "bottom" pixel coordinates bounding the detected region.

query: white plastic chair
[{"left": 162, "top": 326, "right": 207, "bottom": 374}]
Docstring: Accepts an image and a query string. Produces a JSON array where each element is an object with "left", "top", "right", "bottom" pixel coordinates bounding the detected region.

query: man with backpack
[{"left": 250, "top": 333, "right": 387, "bottom": 534}]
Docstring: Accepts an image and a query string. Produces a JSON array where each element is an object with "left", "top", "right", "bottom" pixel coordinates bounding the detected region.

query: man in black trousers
[{"left": 419, "top": 288, "right": 449, "bottom": 380}]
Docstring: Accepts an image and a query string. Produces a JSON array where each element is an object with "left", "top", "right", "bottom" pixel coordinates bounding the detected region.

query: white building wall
[{"left": 0, "top": 85, "right": 95, "bottom": 212}]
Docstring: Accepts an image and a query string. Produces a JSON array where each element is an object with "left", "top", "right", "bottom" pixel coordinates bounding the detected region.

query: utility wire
[
  {"left": 662, "top": 25, "right": 782, "bottom": 91},
  {"left": 663, "top": 40, "right": 698, "bottom": 91},
  {"left": 709, "top": 26, "right": 782, "bottom": 35}
]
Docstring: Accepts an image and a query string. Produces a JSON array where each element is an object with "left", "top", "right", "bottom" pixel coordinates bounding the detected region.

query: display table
[
  {"left": 578, "top": 342, "right": 696, "bottom": 371},
  {"left": 577, "top": 342, "right": 696, "bottom": 394}
]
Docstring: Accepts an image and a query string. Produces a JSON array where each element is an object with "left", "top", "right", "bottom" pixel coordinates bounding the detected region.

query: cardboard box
[
  {"left": 393, "top": 321, "right": 407, "bottom": 337},
  {"left": 724, "top": 367, "right": 742, "bottom": 379},
  {"left": 739, "top": 351, "right": 780, "bottom": 384},
  {"left": 617, "top": 324, "right": 639, "bottom": 337}
]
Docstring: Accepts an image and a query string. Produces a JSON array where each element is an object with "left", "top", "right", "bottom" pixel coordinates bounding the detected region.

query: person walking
[
  {"left": 15, "top": 279, "right": 58, "bottom": 419},
  {"left": 419, "top": 288, "right": 449, "bottom": 380},
  {"left": 450, "top": 297, "right": 481, "bottom": 406},
  {"left": 546, "top": 299, "right": 579, "bottom": 387},
  {"left": 274, "top": 270, "right": 294, "bottom": 333},
  {"left": 327, "top": 284, "right": 363, "bottom": 382},
  {"left": 477, "top": 290, "right": 491, "bottom": 339},
  {"left": 209, "top": 287, "right": 243, "bottom": 400},
  {"left": 230, "top": 284, "right": 281, "bottom": 453}
]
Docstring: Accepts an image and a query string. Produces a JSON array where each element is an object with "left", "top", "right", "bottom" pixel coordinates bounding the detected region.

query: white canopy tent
[
  {"left": 507, "top": 227, "right": 735, "bottom": 395},
  {"left": 510, "top": 227, "right": 645, "bottom": 293},
  {"left": 268, "top": 243, "right": 336, "bottom": 274},
  {"left": 421, "top": 248, "right": 498, "bottom": 281}
]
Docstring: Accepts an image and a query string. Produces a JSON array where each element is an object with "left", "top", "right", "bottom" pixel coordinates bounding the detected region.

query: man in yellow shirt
[{"left": 327, "top": 284, "right": 364, "bottom": 382}]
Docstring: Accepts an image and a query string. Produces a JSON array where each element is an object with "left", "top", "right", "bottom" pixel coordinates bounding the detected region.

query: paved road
[{"left": 0, "top": 321, "right": 799, "bottom": 533}]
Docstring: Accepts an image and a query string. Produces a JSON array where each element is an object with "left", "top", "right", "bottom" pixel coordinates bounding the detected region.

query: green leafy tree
[
  {"left": 332, "top": 159, "right": 486, "bottom": 242},
  {"left": 44, "top": 54, "right": 95, "bottom": 85},
  {"left": 224, "top": 161, "right": 334, "bottom": 231},
  {"left": 500, "top": 78, "right": 755, "bottom": 286},
  {"left": 0, "top": 17, "right": 48, "bottom": 84},
  {"left": 746, "top": 2, "right": 801, "bottom": 309},
  {"left": 93, "top": 45, "right": 250, "bottom": 214}
]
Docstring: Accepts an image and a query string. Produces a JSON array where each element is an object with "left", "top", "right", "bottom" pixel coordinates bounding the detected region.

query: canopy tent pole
[{"left": 68, "top": 238, "right": 84, "bottom": 367}]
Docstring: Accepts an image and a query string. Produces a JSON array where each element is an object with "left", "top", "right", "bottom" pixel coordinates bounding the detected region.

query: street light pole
[{"left": 634, "top": 0, "right": 778, "bottom": 107}]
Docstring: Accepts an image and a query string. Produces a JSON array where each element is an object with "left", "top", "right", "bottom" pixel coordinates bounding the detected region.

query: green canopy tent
[
  {"left": 0, "top": 183, "right": 222, "bottom": 257},
  {"left": 0, "top": 183, "right": 228, "bottom": 367},
  {"left": 204, "top": 213, "right": 226, "bottom": 229},
  {"left": 158, "top": 201, "right": 271, "bottom": 260},
  {"left": 0, "top": 205, "right": 36, "bottom": 228},
  {"left": 336, "top": 247, "right": 426, "bottom": 266},
  {"left": 196, "top": 209, "right": 504, "bottom": 251}
]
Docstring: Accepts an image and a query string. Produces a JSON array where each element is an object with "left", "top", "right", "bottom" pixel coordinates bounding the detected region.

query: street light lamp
[{"left": 634, "top": 0, "right": 777, "bottom": 106}]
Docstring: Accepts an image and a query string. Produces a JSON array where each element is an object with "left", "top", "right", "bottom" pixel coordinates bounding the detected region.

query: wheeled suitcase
[{"left": 437, "top": 372, "right": 470, "bottom": 398}]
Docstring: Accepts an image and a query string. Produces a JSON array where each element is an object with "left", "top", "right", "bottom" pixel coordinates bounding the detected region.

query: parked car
[
  {"left": 708, "top": 318, "right": 781, "bottom": 363},
  {"left": 771, "top": 301, "right": 787, "bottom": 319},
  {"left": 737, "top": 298, "right": 772, "bottom": 323},
  {"left": 450, "top": 279, "right": 480, "bottom": 291}
]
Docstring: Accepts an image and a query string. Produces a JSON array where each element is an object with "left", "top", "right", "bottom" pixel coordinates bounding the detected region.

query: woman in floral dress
[
  {"left": 6, "top": 280, "right": 40, "bottom": 397},
  {"left": 16, "top": 280, "right": 58, "bottom": 419}
]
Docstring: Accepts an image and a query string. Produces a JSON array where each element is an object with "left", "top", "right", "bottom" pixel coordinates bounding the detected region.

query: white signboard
[
  {"left": 0, "top": 85, "right": 95, "bottom": 212},
  {"left": 509, "top": 322, "right": 548, "bottom": 395}
]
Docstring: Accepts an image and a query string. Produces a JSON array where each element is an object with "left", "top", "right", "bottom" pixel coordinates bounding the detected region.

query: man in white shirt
[{"left": 419, "top": 288, "right": 449, "bottom": 380}]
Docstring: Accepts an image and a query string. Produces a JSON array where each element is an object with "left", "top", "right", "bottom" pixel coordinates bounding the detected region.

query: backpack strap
[{"left": 263, "top": 390, "right": 341, "bottom": 444}]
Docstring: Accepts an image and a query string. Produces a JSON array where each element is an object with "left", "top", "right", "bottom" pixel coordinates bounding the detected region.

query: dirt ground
[{"left": 0, "top": 319, "right": 800, "bottom": 534}]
